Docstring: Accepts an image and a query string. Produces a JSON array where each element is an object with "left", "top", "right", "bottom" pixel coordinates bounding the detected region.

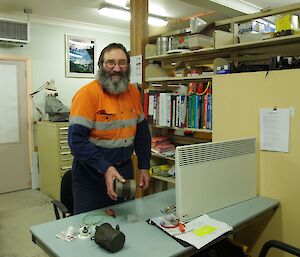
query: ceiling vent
[{"left": 0, "top": 18, "right": 30, "bottom": 46}]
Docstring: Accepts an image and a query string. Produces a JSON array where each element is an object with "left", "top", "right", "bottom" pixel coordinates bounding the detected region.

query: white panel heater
[{"left": 175, "top": 138, "right": 257, "bottom": 221}]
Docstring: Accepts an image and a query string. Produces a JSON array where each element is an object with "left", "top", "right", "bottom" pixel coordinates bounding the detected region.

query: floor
[{"left": 0, "top": 189, "right": 54, "bottom": 257}]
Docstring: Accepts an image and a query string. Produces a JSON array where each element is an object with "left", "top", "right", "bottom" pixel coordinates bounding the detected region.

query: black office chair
[
  {"left": 258, "top": 240, "right": 300, "bottom": 257},
  {"left": 191, "top": 239, "right": 300, "bottom": 257},
  {"left": 51, "top": 169, "right": 73, "bottom": 220}
]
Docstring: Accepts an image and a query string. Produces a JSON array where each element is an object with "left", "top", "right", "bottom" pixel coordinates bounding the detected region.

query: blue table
[{"left": 31, "top": 189, "right": 279, "bottom": 257}]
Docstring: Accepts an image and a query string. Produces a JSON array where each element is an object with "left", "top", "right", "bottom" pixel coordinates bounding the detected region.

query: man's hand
[
  {"left": 139, "top": 169, "right": 150, "bottom": 190},
  {"left": 104, "top": 166, "right": 125, "bottom": 200}
]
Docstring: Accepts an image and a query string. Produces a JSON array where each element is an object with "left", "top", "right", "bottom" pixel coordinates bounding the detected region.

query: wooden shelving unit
[
  {"left": 146, "top": 33, "right": 300, "bottom": 65},
  {"left": 145, "top": 3, "right": 300, "bottom": 185}
]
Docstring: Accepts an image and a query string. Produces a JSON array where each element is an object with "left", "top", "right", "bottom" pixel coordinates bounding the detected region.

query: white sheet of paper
[
  {"left": 259, "top": 108, "right": 290, "bottom": 152},
  {"left": 151, "top": 214, "right": 232, "bottom": 249},
  {"left": 175, "top": 214, "right": 232, "bottom": 249}
]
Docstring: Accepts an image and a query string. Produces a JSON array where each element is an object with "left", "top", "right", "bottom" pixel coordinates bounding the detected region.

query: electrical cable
[
  {"left": 82, "top": 213, "right": 105, "bottom": 226},
  {"left": 196, "top": 81, "right": 211, "bottom": 96},
  {"left": 30, "top": 82, "right": 50, "bottom": 96}
]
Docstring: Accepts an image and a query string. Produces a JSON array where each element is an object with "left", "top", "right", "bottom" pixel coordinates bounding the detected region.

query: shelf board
[
  {"left": 154, "top": 125, "right": 212, "bottom": 133},
  {"left": 151, "top": 152, "right": 175, "bottom": 161},
  {"left": 146, "top": 33, "right": 300, "bottom": 63},
  {"left": 151, "top": 174, "right": 175, "bottom": 184},
  {"left": 146, "top": 74, "right": 213, "bottom": 83},
  {"left": 146, "top": 47, "right": 218, "bottom": 62},
  {"left": 215, "top": 3, "right": 300, "bottom": 26},
  {"left": 216, "top": 33, "right": 300, "bottom": 51}
]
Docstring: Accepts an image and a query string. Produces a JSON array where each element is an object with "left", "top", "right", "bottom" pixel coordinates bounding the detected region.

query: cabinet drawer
[
  {"left": 59, "top": 150, "right": 73, "bottom": 162},
  {"left": 59, "top": 142, "right": 70, "bottom": 150},
  {"left": 58, "top": 126, "right": 69, "bottom": 135},
  {"left": 60, "top": 154, "right": 73, "bottom": 162},
  {"left": 60, "top": 161, "right": 72, "bottom": 175}
]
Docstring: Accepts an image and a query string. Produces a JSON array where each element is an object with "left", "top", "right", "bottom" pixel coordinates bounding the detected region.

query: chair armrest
[
  {"left": 51, "top": 200, "right": 70, "bottom": 219},
  {"left": 259, "top": 240, "right": 300, "bottom": 257}
]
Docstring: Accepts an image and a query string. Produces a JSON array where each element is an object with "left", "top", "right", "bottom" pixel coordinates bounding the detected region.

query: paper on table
[
  {"left": 151, "top": 214, "right": 232, "bottom": 249},
  {"left": 175, "top": 214, "right": 232, "bottom": 249},
  {"left": 151, "top": 214, "right": 182, "bottom": 236}
]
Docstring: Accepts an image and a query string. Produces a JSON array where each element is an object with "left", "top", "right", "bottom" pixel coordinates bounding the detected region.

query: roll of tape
[{"left": 115, "top": 179, "right": 136, "bottom": 199}]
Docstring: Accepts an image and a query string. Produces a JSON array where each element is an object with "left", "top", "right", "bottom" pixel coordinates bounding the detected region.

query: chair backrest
[
  {"left": 60, "top": 169, "right": 73, "bottom": 214},
  {"left": 51, "top": 169, "right": 73, "bottom": 220}
]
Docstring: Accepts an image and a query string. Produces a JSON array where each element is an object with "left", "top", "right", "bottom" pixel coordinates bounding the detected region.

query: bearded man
[{"left": 68, "top": 43, "right": 151, "bottom": 214}]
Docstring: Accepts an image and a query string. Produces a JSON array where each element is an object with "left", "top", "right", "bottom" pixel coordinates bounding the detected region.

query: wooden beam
[
  {"left": 130, "top": 0, "right": 148, "bottom": 57},
  {"left": 130, "top": 0, "right": 149, "bottom": 198}
]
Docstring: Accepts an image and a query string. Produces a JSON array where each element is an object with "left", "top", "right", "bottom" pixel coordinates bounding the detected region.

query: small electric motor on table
[{"left": 93, "top": 223, "right": 125, "bottom": 253}]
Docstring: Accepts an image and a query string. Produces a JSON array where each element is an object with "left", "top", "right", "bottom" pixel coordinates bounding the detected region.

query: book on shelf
[
  {"left": 151, "top": 136, "right": 170, "bottom": 145},
  {"left": 143, "top": 91, "right": 149, "bottom": 120},
  {"left": 171, "top": 95, "right": 177, "bottom": 128},
  {"left": 148, "top": 93, "right": 155, "bottom": 124},
  {"left": 202, "top": 94, "right": 208, "bottom": 129},
  {"left": 206, "top": 94, "right": 212, "bottom": 130},
  {"left": 145, "top": 80, "right": 212, "bottom": 131},
  {"left": 151, "top": 144, "right": 175, "bottom": 153},
  {"left": 151, "top": 136, "right": 175, "bottom": 153}
]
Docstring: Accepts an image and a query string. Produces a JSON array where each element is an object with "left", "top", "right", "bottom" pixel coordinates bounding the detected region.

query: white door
[{"left": 0, "top": 60, "right": 31, "bottom": 193}]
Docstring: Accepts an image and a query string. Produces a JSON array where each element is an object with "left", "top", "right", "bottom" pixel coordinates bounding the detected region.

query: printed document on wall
[
  {"left": 259, "top": 108, "right": 290, "bottom": 152},
  {"left": 130, "top": 55, "right": 142, "bottom": 84}
]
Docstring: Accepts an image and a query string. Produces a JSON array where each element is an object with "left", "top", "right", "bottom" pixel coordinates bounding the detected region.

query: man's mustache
[{"left": 110, "top": 72, "right": 123, "bottom": 76}]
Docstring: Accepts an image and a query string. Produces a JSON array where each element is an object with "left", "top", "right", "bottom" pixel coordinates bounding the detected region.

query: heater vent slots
[{"left": 178, "top": 138, "right": 256, "bottom": 167}]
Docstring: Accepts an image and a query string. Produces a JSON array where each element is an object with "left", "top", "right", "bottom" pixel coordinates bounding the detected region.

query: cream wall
[
  {"left": 0, "top": 17, "right": 130, "bottom": 121},
  {"left": 0, "top": 16, "right": 130, "bottom": 187},
  {"left": 213, "top": 69, "right": 300, "bottom": 256}
]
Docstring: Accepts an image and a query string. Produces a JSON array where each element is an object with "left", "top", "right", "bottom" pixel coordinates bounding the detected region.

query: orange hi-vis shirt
[{"left": 69, "top": 80, "right": 145, "bottom": 149}]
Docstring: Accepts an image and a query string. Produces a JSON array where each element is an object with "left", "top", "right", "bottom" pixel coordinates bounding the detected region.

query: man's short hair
[{"left": 98, "top": 43, "right": 130, "bottom": 68}]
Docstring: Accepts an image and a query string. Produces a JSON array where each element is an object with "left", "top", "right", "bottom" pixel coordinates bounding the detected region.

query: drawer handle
[
  {"left": 61, "top": 151, "right": 71, "bottom": 155},
  {"left": 61, "top": 166, "right": 72, "bottom": 170},
  {"left": 59, "top": 127, "right": 69, "bottom": 130},
  {"left": 62, "top": 157, "right": 73, "bottom": 161}
]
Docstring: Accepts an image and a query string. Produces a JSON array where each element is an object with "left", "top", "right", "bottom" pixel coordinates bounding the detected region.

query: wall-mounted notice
[
  {"left": 130, "top": 55, "right": 143, "bottom": 84},
  {"left": 259, "top": 108, "right": 290, "bottom": 152}
]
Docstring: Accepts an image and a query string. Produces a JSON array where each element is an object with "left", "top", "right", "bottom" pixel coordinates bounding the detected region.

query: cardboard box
[
  {"left": 239, "top": 32, "right": 275, "bottom": 43},
  {"left": 214, "top": 30, "right": 234, "bottom": 48},
  {"left": 172, "top": 35, "right": 189, "bottom": 49},
  {"left": 145, "top": 44, "right": 157, "bottom": 57},
  {"left": 276, "top": 14, "right": 299, "bottom": 32},
  {"left": 145, "top": 64, "right": 168, "bottom": 80},
  {"left": 188, "top": 34, "right": 213, "bottom": 49}
]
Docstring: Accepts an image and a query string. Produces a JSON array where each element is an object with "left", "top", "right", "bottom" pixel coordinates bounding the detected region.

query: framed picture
[{"left": 65, "top": 34, "right": 96, "bottom": 78}]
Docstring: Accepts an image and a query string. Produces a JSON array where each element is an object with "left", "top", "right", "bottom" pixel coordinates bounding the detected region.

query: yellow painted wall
[{"left": 212, "top": 69, "right": 300, "bottom": 256}]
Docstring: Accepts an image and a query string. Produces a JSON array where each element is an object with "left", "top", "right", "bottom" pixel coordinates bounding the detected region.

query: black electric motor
[{"left": 93, "top": 223, "right": 125, "bottom": 253}]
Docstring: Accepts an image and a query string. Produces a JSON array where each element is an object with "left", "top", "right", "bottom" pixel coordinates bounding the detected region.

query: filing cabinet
[{"left": 37, "top": 121, "right": 73, "bottom": 200}]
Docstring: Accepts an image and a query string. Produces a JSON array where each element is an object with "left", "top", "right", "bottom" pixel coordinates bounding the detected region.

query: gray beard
[{"left": 95, "top": 67, "right": 130, "bottom": 95}]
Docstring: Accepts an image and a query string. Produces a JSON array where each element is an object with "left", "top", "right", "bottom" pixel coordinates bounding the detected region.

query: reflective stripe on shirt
[{"left": 89, "top": 136, "right": 135, "bottom": 148}]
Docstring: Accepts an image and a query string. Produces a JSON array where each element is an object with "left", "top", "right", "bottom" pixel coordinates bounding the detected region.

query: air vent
[
  {"left": 0, "top": 18, "right": 30, "bottom": 44},
  {"left": 178, "top": 138, "right": 256, "bottom": 167}
]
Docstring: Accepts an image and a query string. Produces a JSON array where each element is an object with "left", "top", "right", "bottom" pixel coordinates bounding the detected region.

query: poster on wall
[{"left": 65, "top": 34, "right": 96, "bottom": 78}]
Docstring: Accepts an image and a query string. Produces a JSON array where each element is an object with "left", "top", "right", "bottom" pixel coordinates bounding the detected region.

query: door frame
[{"left": 0, "top": 55, "right": 34, "bottom": 175}]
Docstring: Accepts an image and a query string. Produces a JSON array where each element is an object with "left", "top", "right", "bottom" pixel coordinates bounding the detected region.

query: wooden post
[{"left": 130, "top": 0, "right": 149, "bottom": 198}]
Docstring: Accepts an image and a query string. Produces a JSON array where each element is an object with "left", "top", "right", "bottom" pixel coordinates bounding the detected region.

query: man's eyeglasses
[{"left": 103, "top": 60, "right": 128, "bottom": 69}]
